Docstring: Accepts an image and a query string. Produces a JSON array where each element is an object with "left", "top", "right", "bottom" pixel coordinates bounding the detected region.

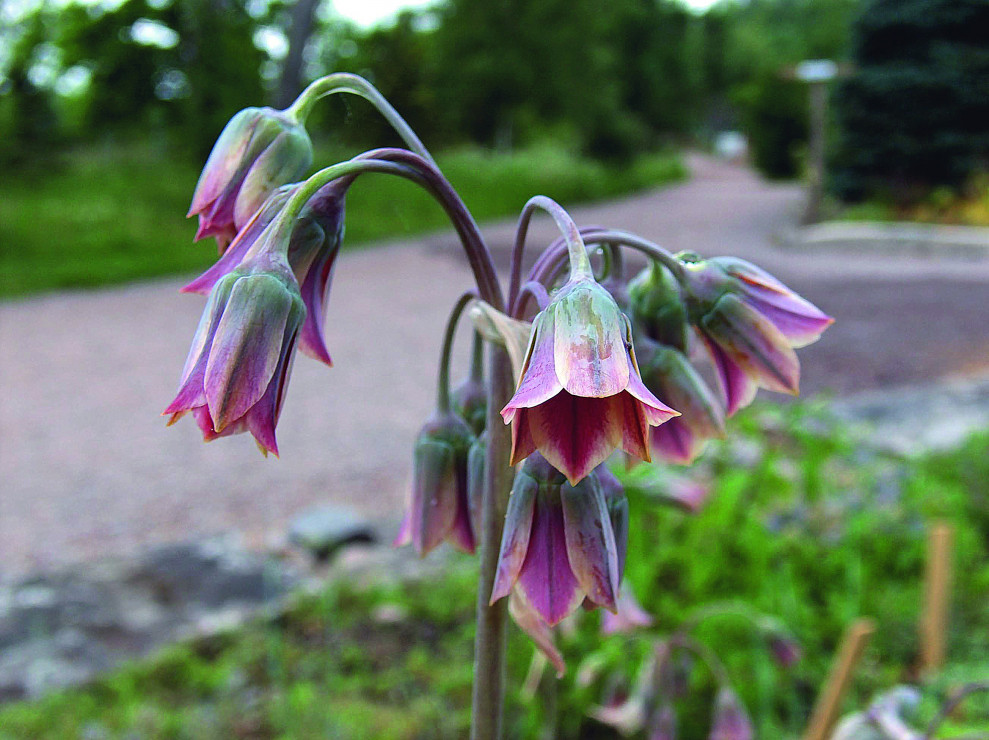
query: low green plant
[{"left": 2, "top": 404, "right": 986, "bottom": 739}]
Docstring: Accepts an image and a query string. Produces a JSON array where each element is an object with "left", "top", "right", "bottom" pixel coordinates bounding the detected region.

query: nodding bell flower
[
  {"left": 710, "top": 687, "right": 754, "bottom": 740},
  {"left": 189, "top": 107, "right": 313, "bottom": 252},
  {"left": 636, "top": 336, "right": 725, "bottom": 465},
  {"left": 163, "top": 252, "right": 305, "bottom": 456},
  {"left": 681, "top": 256, "right": 833, "bottom": 416},
  {"left": 395, "top": 412, "right": 476, "bottom": 556},
  {"left": 627, "top": 261, "right": 690, "bottom": 352},
  {"left": 490, "top": 454, "right": 621, "bottom": 626},
  {"left": 183, "top": 181, "right": 346, "bottom": 368},
  {"left": 501, "top": 276, "right": 678, "bottom": 485}
]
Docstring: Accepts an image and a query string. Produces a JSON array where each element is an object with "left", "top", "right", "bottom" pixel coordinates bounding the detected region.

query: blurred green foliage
[
  {"left": 0, "top": 142, "right": 685, "bottom": 298},
  {"left": 0, "top": 403, "right": 986, "bottom": 738},
  {"left": 831, "top": 0, "right": 989, "bottom": 203},
  {"left": 0, "top": 0, "right": 861, "bottom": 175}
]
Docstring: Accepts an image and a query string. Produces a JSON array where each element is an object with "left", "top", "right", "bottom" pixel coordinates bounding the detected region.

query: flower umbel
[
  {"left": 163, "top": 252, "right": 305, "bottom": 456},
  {"left": 501, "top": 276, "right": 678, "bottom": 484},
  {"left": 188, "top": 107, "right": 313, "bottom": 252}
]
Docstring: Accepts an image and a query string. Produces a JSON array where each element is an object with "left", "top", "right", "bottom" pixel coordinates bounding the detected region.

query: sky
[{"left": 340, "top": 0, "right": 720, "bottom": 27}]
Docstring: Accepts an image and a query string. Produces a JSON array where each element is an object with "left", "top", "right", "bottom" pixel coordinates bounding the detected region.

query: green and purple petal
[
  {"left": 560, "top": 476, "right": 619, "bottom": 611},
  {"left": 700, "top": 333, "right": 758, "bottom": 416},
  {"left": 409, "top": 437, "right": 459, "bottom": 556},
  {"left": 702, "top": 294, "right": 800, "bottom": 396},
  {"left": 490, "top": 472, "right": 537, "bottom": 603}
]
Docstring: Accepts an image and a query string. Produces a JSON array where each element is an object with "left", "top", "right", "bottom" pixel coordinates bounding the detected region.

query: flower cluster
[{"left": 165, "top": 77, "right": 831, "bottom": 714}]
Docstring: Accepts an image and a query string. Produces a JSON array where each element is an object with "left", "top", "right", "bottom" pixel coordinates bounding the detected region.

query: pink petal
[
  {"left": 601, "top": 585, "right": 654, "bottom": 635},
  {"left": 446, "top": 465, "right": 476, "bottom": 554},
  {"left": 204, "top": 276, "right": 291, "bottom": 430},
  {"left": 490, "top": 475, "right": 537, "bottom": 603},
  {"left": 244, "top": 335, "right": 297, "bottom": 457},
  {"left": 744, "top": 294, "right": 834, "bottom": 349},
  {"left": 517, "top": 492, "right": 585, "bottom": 625},
  {"left": 182, "top": 206, "right": 271, "bottom": 295},
  {"left": 508, "top": 408, "right": 539, "bottom": 466},
  {"left": 409, "top": 440, "right": 458, "bottom": 556},
  {"left": 560, "top": 479, "right": 619, "bottom": 611},
  {"left": 700, "top": 333, "right": 758, "bottom": 416},
  {"left": 618, "top": 391, "right": 652, "bottom": 463},
  {"left": 650, "top": 418, "right": 697, "bottom": 465},
  {"left": 528, "top": 393, "right": 623, "bottom": 485},
  {"left": 508, "top": 589, "right": 566, "bottom": 677},
  {"left": 502, "top": 313, "right": 561, "bottom": 420},
  {"left": 297, "top": 241, "right": 336, "bottom": 366},
  {"left": 703, "top": 296, "right": 800, "bottom": 395},
  {"left": 624, "top": 362, "right": 680, "bottom": 427}
]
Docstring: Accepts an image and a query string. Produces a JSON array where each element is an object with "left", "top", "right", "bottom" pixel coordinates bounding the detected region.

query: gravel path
[{"left": 2, "top": 154, "right": 988, "bottom": 578}]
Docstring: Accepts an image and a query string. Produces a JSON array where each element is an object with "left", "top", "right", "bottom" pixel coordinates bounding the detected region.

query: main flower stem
[
  {"left": 512, "top": 196, "right": 592, "bottom": 293},
  {"left": 285, "top": 73, "right": 436, "bottom": 167},
  {"left": 471, "top": 346, "right": 514, "bottom": 740}
]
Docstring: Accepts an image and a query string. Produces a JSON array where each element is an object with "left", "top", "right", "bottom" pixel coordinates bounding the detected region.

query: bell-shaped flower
[
  {"left": 710, "top": 687, "right": 754, "bottom": 740},
  {"left": 395, "top": 412, "right": 476, "bottom": 556},
  {"left": 501, "top": 276, "right": 678, "bottom": 485},
  {"left": 681, "top": 256, "right": 833, "bottom": 416},
  {"left": 636, "top": 337, "right": 725, "bottom": 464},
  {"left": 183, "top": 181, "right": 346, "bottom": 368},
  {"left": 490, "top": 454, "right": 621, "bottom": 625},
  {"left": 163, "top": 252, "right": 305, "bottom": 456},
  {"left": 188, "top": 107, "right": 313, "bottom": 252}
]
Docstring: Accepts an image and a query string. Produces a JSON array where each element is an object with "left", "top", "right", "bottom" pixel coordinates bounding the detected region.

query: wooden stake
[
  {"left": 802, "top": 619, "right": 876, "bottom": 740},
  {"left": 920, "top": 521, "right": 954, "bottom": 674}
]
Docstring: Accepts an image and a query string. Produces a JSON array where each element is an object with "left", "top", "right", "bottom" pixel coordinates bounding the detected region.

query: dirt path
[{"left": 2, "top": 154, "right": 988, "bottom": 578}]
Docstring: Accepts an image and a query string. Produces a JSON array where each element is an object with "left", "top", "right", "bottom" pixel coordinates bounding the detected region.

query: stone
[{"left": 288, "top": 505, "right": 377, "bottom": 561}]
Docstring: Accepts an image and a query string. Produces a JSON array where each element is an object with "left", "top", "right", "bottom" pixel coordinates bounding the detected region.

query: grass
[
  {"left": 1, "top": 402, "right": 987, "bottom": 739},
  {"left": 0, "top": 143, "right": 686, "bottom": 299}
]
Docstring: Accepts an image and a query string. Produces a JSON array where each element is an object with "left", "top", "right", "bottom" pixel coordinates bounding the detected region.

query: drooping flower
[
  {"left": 710, "top": 687, "right": 754, "bottom": 740},
  {"left": 636, "top": 337, "right": 725, "bottom": 464},
  {"left": 490, "top": 454, "right": 621, "bottom": 625},
  {"left": 681, "top": 256, "right": 833, "bottom": 415},
  {"left": 163, "top": 252, "right": 305, "bottom": 456},
  {"left": 501, "top": 276, "right": 679, "bottom": 485},
  {"left": 395, "top": 412, "right": 476, "bottom": 556},
  {"left": 188, "top": 107, "right": 313, "bottom": 252},
  {"left": 183, "top": 181, "right": 346, "bottom": 368}
]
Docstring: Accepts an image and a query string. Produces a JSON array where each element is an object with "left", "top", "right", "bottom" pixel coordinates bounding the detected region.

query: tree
[{"left": 831, "top": 0, "right": 989, "bottom": 201}]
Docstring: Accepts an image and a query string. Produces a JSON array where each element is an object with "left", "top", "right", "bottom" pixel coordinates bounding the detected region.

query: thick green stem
[
  {"left": 471, "top": 347, "right": 514, "bottom": 740},
  {"left": 436, "top": 292, "right": 477, "bottom": 413},
  {"left": 285, "top": 73, "right": 436, "bottom": 166}
]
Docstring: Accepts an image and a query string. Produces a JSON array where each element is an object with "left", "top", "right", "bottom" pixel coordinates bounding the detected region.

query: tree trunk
[{"left": 276, "top": 0, "right": 322, "bottom": 109}]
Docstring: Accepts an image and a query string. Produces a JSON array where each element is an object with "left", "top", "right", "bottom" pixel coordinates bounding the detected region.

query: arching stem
[
  {"left": 436, "top": 292, "right": 477, "bottom": 413},
  {"left": 510, "top": 196, "right": 592, "bottom": 305},
  {"left": 285, "top": 73, "right": 436, "bottom": 166}
]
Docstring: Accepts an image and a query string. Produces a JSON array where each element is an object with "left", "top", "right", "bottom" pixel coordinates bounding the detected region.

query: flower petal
[
  {"left": 508, "top": 589, "right": 566, "bottom": 677},
  {"left": 703, "top": 295, "right": 800, "bottom": 395},
  {"left": 490, "top": 472, "right": 537, "bottom": 603},
  {"left": 553, "top": 282, "right": 629, "bottom": 397},
  {"left": 204, "top": 275, "right": 292, "bottom": 430},
  {"left": 528, "top": 393, "right": 623, "bottom": 485},
  {"left": 561, "top": 477, "right": 619, "bottom": 611},
  {"left": 700, "top": 332, "right": 758, "bottom": 416},
  {"left": 650, "top": 418, "right": 698, "bottom": 465},
  {"left": 409, "top": 438, "right": 458, "bottom": 556},
  {"left": 517, "top": 491, "right": 585, "bottom": 625},
  {"left": 508, "top": 407, "right": 539, "bottom": 466},
  {"left": 502, "top": 312, "right": 561, "bottom": 420}
]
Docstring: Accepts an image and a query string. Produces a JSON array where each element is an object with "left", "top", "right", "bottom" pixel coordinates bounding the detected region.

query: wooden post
[
  {"left": 802, "top": 619, "right": 876, "bottom": 740},
  {"left": 920, "top": 522, "right": 954, "bottom": 674}
]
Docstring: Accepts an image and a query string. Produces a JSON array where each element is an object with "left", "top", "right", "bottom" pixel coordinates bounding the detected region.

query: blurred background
[{"left": 1, "top": 0, "right": 988, "bottom": 737}]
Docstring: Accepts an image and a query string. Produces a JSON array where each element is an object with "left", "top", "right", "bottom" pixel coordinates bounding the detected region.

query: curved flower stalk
[
  {"left": 189, "top": 107, "right": 313, "bottom": 252},
  {"left": 163, "top": 252, "right": 304, "bottom": 456},
  {"left": 680, "top": 256, "right": 833, "bottom": 415}
]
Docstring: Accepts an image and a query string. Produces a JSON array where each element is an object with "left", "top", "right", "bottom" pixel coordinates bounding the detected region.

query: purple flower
[
  {"left": 682, "top": 257, "right": 832, "bottom": 416},
  {"left": 601, "top": 584, "right": 654, "bottom": 635},
  {"left": 183, "top": 182, "right": 346, "bottom": 368},
  {"left": 395, "top": 412, "right": 476, "bottom": 556},
  {"left": 502, "top": 277, "right": 678, "bottom": 485},
  {"left": 164, "top": 253, "right": 304, "bottom": 456},
  {"left": 490, "top": 454, "right": 621, "bottom": 625},
  {"left": 710, "top": 687, "right": 754, "bottom": 740},
  {"left": 188, "top": 107, "right": 312, "bottom": 252},
  {"left": 637, "top": 337, "right": 725, "bottom": 465}
]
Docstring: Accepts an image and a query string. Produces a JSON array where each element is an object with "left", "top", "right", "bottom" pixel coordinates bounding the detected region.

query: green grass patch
[
  {"left": 1, "top": 403, "right": 987, "bottom": 738},
  {"left": 0, "top": 144, "right": 686, "bottom": 299}
]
